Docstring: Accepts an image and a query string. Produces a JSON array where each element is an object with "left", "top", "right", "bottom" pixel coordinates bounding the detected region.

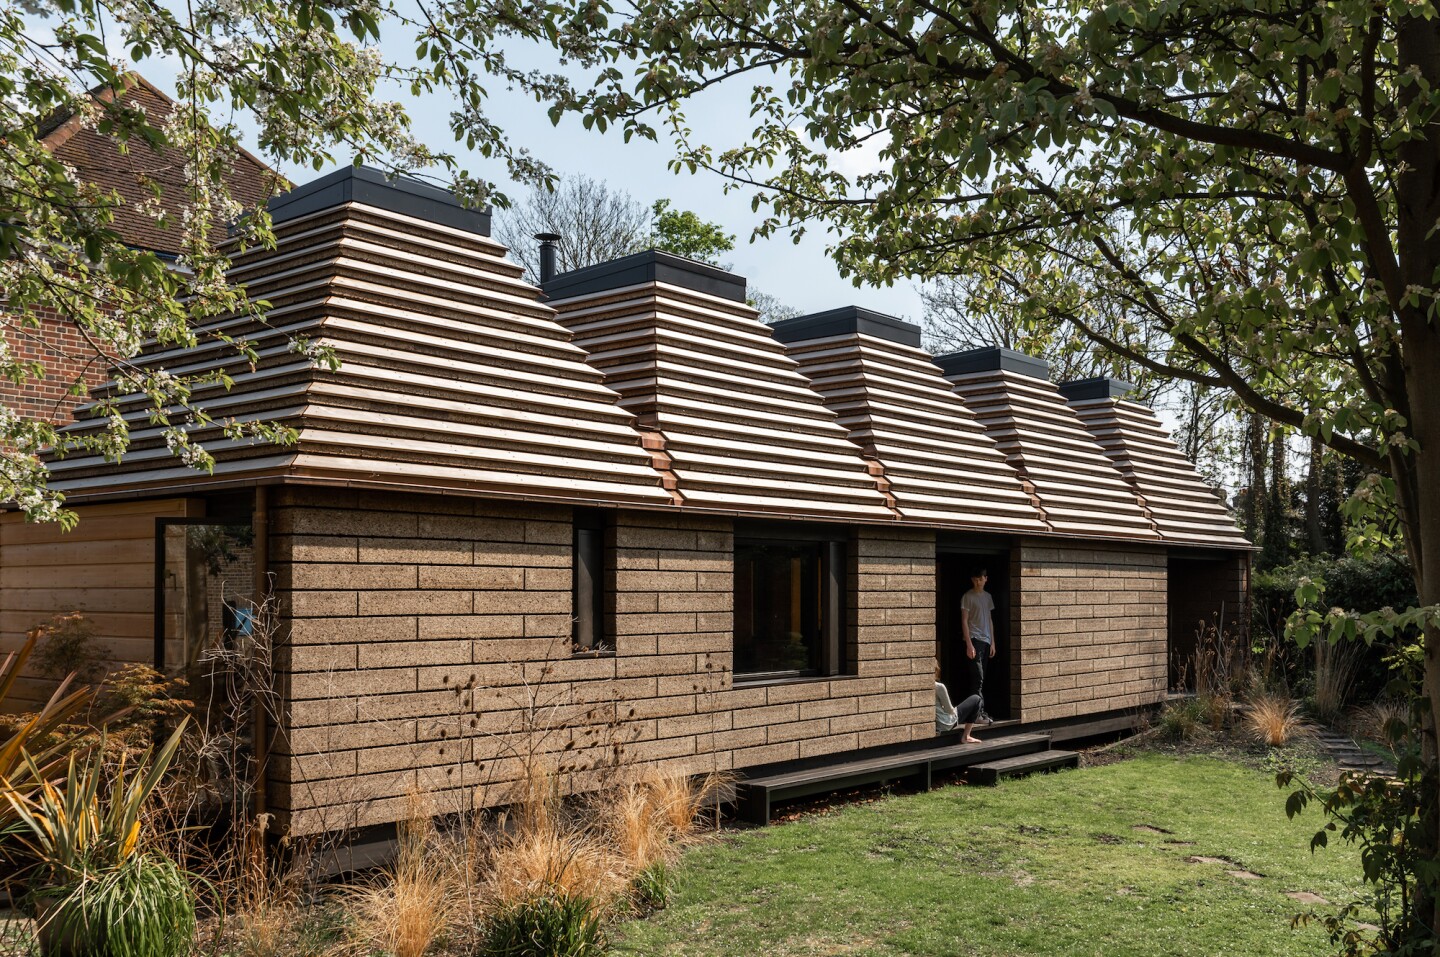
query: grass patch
[{"left": 614, "top": 755, "right": 1367, "bottom": 957}]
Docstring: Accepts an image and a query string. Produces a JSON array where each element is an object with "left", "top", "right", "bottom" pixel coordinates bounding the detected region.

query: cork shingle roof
[
  {"left": 1061, "top": 379, "right": 1249, "bottom": 548},
  {"left": 544, "top": 253, "right": 896, "bottom": 521},
  {"left": 45, "top": 168, "right": 671, "bottom": 507},
  {"left": 936, "top": 348, "right": 1160, "bottom": 541},
  {"left": 772, "top": 308, "right": 1047, "bottom": 533},
  {"left": 42, "top": 164, "right": 1248, "bottom": 550}
]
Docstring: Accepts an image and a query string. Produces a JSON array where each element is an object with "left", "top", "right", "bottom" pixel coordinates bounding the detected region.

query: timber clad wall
[
  {"left": 271, "top": 486, "right": 935, "bottom": 835},
  {"left": 0, "top": 499, "right": 196, "bottom": 709},
  {"left": 1014, "top": 541, "right": 1168, "bottom": 722}
]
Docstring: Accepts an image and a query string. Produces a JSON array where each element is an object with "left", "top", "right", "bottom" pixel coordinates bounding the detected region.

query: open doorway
[
  {"left": 936, "top": 548, "right": 1013, "bottom": 721},
  {"left": 1167, "top": 551, "right": 1249, "bottom": 690}
]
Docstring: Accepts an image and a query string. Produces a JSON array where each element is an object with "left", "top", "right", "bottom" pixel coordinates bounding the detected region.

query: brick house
[
  {"left": 1, "top": 165, "right": 1250, "bottom": 834},
  {"left": 1, "top": 73, "right": 280, "bottom": 426}
]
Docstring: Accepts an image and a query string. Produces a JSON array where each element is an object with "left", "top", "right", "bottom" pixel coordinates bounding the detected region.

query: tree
[
  {"left": 1, "top": 0, "right": 554, "bottom": 524},
  {"left": 649, "top": 198, "right": 735, "bottom": 263},
  {"left": 922, "top": 271, "right": 1162, "bottom": 389},
  {"left": 500, "top": 0, "right": 1440, "bottom": 942},
  {"left": 494, "top": 178, "right": 735, "bottom": 282},
  {"left": 748, "top": 288, "right": 803, "bottom": 324},
  {"left": 494, "top": 175, "right": 652, "bottom": 281}
]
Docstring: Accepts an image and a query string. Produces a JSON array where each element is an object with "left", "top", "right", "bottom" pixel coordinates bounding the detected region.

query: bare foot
[{"left": 964, "top": 736, "right": 981, "bottom": 744}]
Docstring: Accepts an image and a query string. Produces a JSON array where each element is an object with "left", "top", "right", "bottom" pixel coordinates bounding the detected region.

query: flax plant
[{"left": 4, "top": 720, "right": 195, "bottom": 957}]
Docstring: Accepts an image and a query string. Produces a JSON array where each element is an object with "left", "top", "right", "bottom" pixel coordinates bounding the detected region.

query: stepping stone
[
  {"left": 1228, "top": 869, "right": 1264, "bottom": 879},
  {"left": 1286, "top": 892, "right": 1329, "bottom": 904},
  {"left": 1133, "top": 824, "right": 1173, "bottom": 835}
]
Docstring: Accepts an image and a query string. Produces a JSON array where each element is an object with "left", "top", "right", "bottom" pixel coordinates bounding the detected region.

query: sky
[{"left": 134, "top": 34, "right": 927, "bottom": 324}]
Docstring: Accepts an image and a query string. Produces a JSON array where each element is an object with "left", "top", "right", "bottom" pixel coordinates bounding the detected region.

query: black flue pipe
[{"left": 536, "top": 232, "right": 561, "bottom": 283}]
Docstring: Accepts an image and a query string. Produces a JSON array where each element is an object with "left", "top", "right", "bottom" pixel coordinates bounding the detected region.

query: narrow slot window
[{"left": 572, "top": 510, "right": 608, "bottom": 653}]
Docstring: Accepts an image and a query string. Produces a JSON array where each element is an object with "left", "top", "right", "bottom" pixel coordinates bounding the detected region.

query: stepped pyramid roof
[
  {"left": 771, "top": 308, "right": 1047, "bottom": 532},
  {"left": 935, "top": 348, "right": 1159, "bottom": 541},
  {"left": 1060, "top": 379, "right": 1250, "bottom": 548},
  {"left": 46, "top": 167, "right": 671, "bottom": 507},
  {"left": 544, "top": 253, "right": 895, "bottom": 520}
]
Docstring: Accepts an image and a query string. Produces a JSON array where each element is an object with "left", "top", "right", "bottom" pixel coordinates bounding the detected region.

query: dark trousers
[{"left": 970, "top": 639, "right": 990, "bottom": 716}]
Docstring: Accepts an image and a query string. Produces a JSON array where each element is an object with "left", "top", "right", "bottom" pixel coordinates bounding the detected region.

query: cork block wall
[
  {"left": 1013, "top": 540, "right": 1168, "bottom": 722},
  {"left": 270, "top": 487, "right": 937, "bottom": 835}
]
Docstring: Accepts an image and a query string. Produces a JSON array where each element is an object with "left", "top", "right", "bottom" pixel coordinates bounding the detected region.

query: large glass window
[{"left": 734, "top": 527, "right": 845, "bottom": 680}]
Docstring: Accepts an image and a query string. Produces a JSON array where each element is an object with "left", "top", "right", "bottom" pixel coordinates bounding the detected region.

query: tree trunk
[
  {"left": 1306, "top": 435, "right": 1325, "bottom": 554},
  {"left": 1246, "top": 413, "right": 1266, "bottom": 537},
  {"left": 1393, "top": 14, "right": 1440, "bottom": 940}
]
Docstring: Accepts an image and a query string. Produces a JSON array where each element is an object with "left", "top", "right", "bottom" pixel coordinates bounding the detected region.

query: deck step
[
  {"left": 967, "top": 749, "right": 1079, "bottom": 785},
  {"left": 734, "top": 733, "right": 1051, "bottom": 824}
]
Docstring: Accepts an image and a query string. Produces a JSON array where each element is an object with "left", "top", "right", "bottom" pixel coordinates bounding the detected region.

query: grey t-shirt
[{"left": 962, "top": 589, "right": 995, "bottom": 644}]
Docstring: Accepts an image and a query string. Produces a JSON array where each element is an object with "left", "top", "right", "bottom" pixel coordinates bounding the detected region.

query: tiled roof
[{"left": 40, "top": 74, "right": 281, "bottom": 255}]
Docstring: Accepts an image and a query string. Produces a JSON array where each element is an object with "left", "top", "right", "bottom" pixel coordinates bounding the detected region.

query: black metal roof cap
[
  {"left": 1058, "top": 377, "right": 1136, "bottom": 401},
  {"left": 266, "top": 165, "right": 492, "bottom": 237},
  {"left": 770, "top": 306, "right": 922, "bottom": 348},
  {"left": 933, "top": 345, "right": 1051, "bottom": 381},
  {"left": 541, "top": 249, "right": 747, "bottom": 303}
]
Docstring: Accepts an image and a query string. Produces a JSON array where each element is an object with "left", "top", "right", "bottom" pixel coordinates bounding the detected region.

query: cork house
[{"left": 1, "top": 165, "right": 1250, "bottom": 833}]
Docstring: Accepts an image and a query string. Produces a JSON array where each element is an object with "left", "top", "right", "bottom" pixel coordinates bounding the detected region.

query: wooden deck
[{"left": 734, "top": 732, "right": 1053, "bottom": 824}]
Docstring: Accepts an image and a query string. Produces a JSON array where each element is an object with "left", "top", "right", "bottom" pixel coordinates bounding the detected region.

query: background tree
[
  {"left": 501, "top": 0, "right": 1440, "bottom": 942},
  {"left": 495, "top": 175, "right": 652, "bottom": 281},
  {"left": 649, "top": 198, "right": 735, "bottom": 263},
  {"left": 748, "top": 289, "right": 803, "bottom": 324},
  {"left": 1, "top": 0, "right": 562, "bottom": 525},
  {"left": 495, "top": 176, "right": 735, "bottom": 282}
]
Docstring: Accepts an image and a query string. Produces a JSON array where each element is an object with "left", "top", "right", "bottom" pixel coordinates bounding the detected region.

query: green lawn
[{"left": 616, "top": 755, "right": 1368, "bottom": 956}]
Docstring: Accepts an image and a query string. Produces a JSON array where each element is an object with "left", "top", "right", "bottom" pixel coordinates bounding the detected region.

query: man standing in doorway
[{"left": 961, "top": 568, "right": 996, "bottom": 725}]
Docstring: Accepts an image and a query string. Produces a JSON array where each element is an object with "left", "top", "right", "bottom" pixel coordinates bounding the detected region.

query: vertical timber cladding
[
  {"left": 0, "top": 498, "right": 198, "bottom": 711},
  {"left": 1014, "top": 540, "right": 1168, "bottom": 722},
  {"left": 271, "top": 486, "right": 936, "bottom": 836}
]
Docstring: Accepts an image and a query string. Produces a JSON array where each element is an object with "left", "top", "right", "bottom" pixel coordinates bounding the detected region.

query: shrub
[
  {"left": 1245, "top": 693, "right": 1311, "bottom": 748},
  {"left": 629, "top": 861, "right": 670, "bottom": 913},
  {"left": 345, "top": 796, "right": 454, "bottom": 957},
  {"left": 1352, "top": 700, "right": 1409, "bottom": 748},
  {"left": 7, "top": 722, "right": 195, "bottom": 957},
  {"left": 1312, "top": 640, "right": 1362, "bottom": 723},
  {"left": 0, "top": 629, "right": 100, "bottom": 833},
  {"left": 30, "top": 612, "right": 106, "bottom": 683},
  {"left": 32, "top": 852, "right": 196, "bottom": 957},
  {"left": 477, "top": 893, "right": 607, "bottom": 957},
  {"left": 1156, "top": 698, "right": 1210, "bottom": 742}
]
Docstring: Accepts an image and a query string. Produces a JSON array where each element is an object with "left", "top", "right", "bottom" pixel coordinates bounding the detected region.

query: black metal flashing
[
  {"left": 266, "top": 165, "right": 492, "bottom": 237},
  {"left": 541, "top": 248, "right": 747, "bottom": 303},
  {"left": 933, "top": 346, "right": 1051, "bottom": 381},
  {"left": 769, "top": 306, "right": 922, "bottom": 348},
  {"left": 1057, "top": 377, "right": 1136, "bottom": 401}
]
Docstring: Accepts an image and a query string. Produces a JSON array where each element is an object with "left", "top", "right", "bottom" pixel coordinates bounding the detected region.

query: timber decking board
[
  {"left": 966, "top": 749, "right": 1079, "bottom": 785},
  {"left": 734, "top": 732, "right": 1052, "bottom": 822}
]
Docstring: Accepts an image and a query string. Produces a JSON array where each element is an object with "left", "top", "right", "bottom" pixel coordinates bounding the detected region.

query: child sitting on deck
[{"left": 936, "top": 664, "right": 983, "bottom": 743}]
